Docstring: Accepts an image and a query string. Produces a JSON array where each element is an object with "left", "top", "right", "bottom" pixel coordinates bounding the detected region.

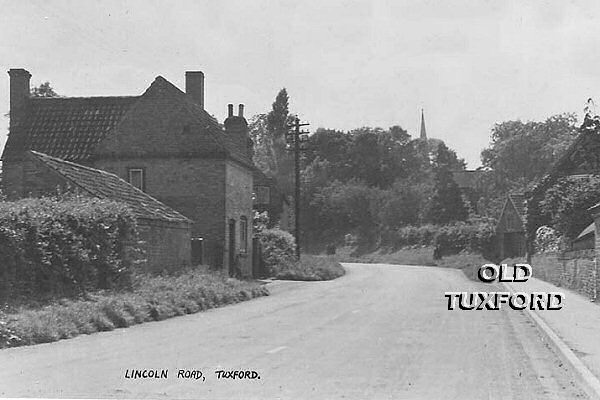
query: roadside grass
[
  {"left": 334, "top": 245, "right": 436, "bottom": 266},
  {"left": 334, "top": 245, "right": 487, "bottom": 281},
  {"left": 432, "top": 253, "right": 489, "bottom": 281},
  {"left": 273, "top": 255, "right": 345, "bottom": 281},
  {"left": 0, "top": 267, "right": 269, "bottom": 349}
]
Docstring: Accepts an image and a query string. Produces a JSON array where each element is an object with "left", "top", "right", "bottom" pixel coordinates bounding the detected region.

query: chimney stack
[
  {"left": 8, "top": 68, "right": 31, "bottom": 112},
  {"left": 185, "top": 71, "right": 204, "bottom": 109},
  {"left": 228, "top": 103, "right": 234, "bottom": 118},
  {"left": 238, "top": 104, "right": 244, "bottom": 118}
]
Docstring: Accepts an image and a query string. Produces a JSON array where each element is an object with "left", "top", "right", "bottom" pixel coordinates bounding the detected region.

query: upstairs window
[
  {"left": 128, "top": 168, "right": 145, "bottom": 191},
  {"left": 240, "top": 216, "right": 248, "bottom": 253}
]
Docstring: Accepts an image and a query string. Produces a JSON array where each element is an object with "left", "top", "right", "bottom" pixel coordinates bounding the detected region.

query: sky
[{"left": 1, "top": 0, "right": 600, "bottom": 168}]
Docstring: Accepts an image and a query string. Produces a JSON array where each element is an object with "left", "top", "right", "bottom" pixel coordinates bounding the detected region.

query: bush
[
  {"left": 256, "top": 228, "right": 296, "bottom": 275},
  {"left": 0, "top": 195, "right": 139, "bottom": 302},
  {"left": 534, "top": 226, "right": 561, "bottom": 253},
  {"left": 274, "top": 255, "right": 345, "bottom": 281},
  {"left": 380, "top": 218, "right": 496, "bottom": 258},
  {"left": 433, "top": 218, "right": 496, "bottom": 259}
]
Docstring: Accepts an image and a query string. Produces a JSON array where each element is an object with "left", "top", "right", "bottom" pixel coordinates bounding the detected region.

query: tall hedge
[
  {"left": 0, "top": 196, "right": 139, "bottom": 302},
  {"left": 380, "top": 218, "right": 497, "bottom": 259}
]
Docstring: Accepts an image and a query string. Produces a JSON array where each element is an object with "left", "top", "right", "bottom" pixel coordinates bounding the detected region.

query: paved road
[{"left": 0, "top": 263, "right": 589, "bottom": 399}]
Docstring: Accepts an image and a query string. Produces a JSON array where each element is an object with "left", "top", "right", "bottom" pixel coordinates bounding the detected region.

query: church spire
[{"left": 420, "top": 108, "right": 427, "bottom": 140}]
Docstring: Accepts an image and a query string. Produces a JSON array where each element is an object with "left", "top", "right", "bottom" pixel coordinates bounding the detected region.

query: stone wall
[{"left": 505, "top": 250, "right": 599, "bottom": 301}]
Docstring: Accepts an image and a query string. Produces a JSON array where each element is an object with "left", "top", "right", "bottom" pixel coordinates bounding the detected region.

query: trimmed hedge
[{"left": 0, "top": 196, "right": 139, "bottom": 303}]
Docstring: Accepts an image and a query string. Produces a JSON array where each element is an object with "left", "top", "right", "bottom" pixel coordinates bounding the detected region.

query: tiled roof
[
  {"left": 2, "top": 75, "right": 253, "bottom": 167},
  {"left": 508, "top": 193, "right": 526, "bottom": 220},
  {"left": 2, "top": 96, "right": 139, "bottom": 162},
  {"left": 29, "top": 151, "right": 190, "bottom": 223}
]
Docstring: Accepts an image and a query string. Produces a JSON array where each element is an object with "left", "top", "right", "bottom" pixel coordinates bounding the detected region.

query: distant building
[
  {"left": 252, "top": 168, "right": 292, "bottom": 231},
  {"left": 496, "top": 193, "right": 527, "bottom": 259},
  {"left": 2, "top": 68, "right": 255, "bottom": 276}
]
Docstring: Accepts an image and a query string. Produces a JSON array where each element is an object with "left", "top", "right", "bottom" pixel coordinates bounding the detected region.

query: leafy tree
[
  {"left": 426, "top": 144, "right": 469, "bottom": 224},
  {"left": 31, "top": 82, "right": 59, "bottom": 98},
  {"left": 538, "top": 175, "right": 600, "bottom": 240},
  {"left": 480, "top": 114, "right": 578, "bottom": 194},
  {"left": 249, "top": 89, "right": 295, "bottom": 193}
]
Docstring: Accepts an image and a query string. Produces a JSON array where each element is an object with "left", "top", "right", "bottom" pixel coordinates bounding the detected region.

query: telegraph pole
[{"left": 286, "top": 117, "right": 309, "bottom": 259}]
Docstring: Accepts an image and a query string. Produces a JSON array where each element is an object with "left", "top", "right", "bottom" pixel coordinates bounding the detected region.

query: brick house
[{"left": 2, "top": 68, "right": 255, "bottom": 277}]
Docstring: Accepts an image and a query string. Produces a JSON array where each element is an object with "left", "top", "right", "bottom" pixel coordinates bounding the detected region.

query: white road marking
[
  {"left": 266, "top": 346, "right": 288, "bottom": 354},
  {"left": 352, "top": 309, "right": 361, "bottom": 314}
]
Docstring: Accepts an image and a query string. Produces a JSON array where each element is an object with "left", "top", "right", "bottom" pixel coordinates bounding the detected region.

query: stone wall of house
[
  {"left": 137, "top": 218, "right": 191, "bottom": 273},
  {"left": 225, "top": 160, "right": 254, "bottom": 277},
  {"left": 94, "top": 157, "right": 227, "bottom": 269}
]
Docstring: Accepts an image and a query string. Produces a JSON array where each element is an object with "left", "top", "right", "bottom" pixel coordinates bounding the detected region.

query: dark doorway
[
  {"left": 191, "top": 237, "right": 203, "bottom": 265},
  {"left": 228, "top": 219, "right": 236, "bottom": 276}
]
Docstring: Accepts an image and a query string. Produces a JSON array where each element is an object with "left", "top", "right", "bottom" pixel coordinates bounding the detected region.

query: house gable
[
  {"left": 497, "top": 194, "right": 526, "bottom": 233},
  {"left": 94, "top": 76, "right": 252, "bottom": 167}
]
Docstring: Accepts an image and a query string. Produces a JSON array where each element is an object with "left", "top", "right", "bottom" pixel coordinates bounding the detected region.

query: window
[
  {"left": 240, "top": 216, "right": 248, "bottom": 253},
  {"left": 128, "top": 168, "right": 145, "bottom": 191},
  {"left": 254, "top": 186, "right": 271, "bottom": 205}
]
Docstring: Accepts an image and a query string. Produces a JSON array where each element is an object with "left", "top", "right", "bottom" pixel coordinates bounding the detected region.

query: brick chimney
[
  {"left": 8, "top": 68, "right": 31, "bottom": 115},
  {"left": 224, "top": 103, "right": 251, "bottom": 160},
  {"left": 185, "top": 71, "right": 204, "bottom": 109}
]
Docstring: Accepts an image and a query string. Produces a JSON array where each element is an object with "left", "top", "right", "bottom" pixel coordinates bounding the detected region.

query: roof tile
[{"left": 29, "top": 151, "right": 190, "bottom": 223}]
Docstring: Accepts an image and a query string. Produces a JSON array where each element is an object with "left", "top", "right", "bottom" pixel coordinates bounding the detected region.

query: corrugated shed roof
[
  {"left": 2, "top": 96, "right": 139, "bottom": 162},
  {"left": 29, "top": 151, "right": 190, "bottom": 223}
]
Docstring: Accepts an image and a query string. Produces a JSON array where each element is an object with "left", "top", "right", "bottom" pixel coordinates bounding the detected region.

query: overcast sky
[{"left": 1, "top": 0, "right": 599, "bottom": 167}]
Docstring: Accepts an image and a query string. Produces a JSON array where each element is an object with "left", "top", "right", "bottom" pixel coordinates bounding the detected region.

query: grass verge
[
  {"left": 334, "top": 245, "right": 487, "bottom": 281},
  {"left": 334, "top": 245, "right": 436, "bottom": 266},
  {"left": 274, "top": 255, "right": 345, "bottom": 281},
  {"left": 0, "top": 267, "right": 269, "bottom": 349},
  {"left": 432, "top": 253, "right": 489, "bottom": 281}
]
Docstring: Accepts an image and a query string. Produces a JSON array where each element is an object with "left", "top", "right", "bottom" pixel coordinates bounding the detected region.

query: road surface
[{"left": 0, "top": 263, "right": 588, "bottom": 399}]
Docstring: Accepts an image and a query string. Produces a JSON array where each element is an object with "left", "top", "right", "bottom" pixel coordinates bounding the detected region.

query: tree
[
  {"left": 249, "top": 89, "right": 295, "bottom": 193},
  {"left": 31, "top": 82, "right": 59, "bottom": 98},
  {"left": 426, "top": 144, "right": 469, "bottom": 224},
  {"left": 480, "top": 114, "right": 578, "bottom": 194}
]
